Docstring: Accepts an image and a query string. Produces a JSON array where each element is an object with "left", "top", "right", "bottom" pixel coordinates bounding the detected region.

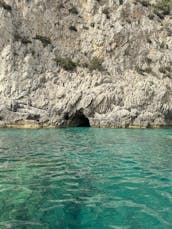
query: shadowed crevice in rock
[
  {"left": 69, "top": 111, "right": 90, "bottom": 127},
  {"left": 164, "top": 111, "right": 172, "bottom": 127}
]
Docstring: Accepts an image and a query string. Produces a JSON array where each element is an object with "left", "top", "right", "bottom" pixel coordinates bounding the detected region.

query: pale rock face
[{"left": 0, "top": 0, "right": 172, "bottom": 128}]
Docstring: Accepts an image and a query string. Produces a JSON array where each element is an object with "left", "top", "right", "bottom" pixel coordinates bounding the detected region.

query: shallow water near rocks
[{"left": 0, "top": 128, "right": 171, "bottom": 229}]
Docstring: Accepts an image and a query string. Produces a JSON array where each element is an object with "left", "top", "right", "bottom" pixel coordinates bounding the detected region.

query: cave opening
[{"left": 70, "top": 111, "right": 90, "bottom": 127}]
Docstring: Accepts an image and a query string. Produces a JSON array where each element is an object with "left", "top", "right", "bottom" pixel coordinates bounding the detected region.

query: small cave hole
[{"left": 70, "top": 111, "right": 90, "bottom": 127}]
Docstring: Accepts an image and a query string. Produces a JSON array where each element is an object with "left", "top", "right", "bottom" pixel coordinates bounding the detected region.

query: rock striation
[{"left": 0, "top": 0, "right": 172, "bottom": 128}]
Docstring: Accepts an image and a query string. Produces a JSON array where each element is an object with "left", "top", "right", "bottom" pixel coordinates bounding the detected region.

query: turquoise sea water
[{"left": 0, "top": 128, "right": 171, "bottom": 229}]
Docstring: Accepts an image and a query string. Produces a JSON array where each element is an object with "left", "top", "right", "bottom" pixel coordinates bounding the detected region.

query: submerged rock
[{"left": 0, "top": 0, "right": 172, "bottom": 128}]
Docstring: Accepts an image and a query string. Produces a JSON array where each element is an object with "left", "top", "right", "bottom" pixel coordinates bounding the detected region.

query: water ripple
[{"left": 0, "top": 128, "right": 171, "bottom": 228}]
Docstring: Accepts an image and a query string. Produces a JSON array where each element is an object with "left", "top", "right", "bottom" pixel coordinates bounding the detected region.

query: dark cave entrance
[{"left": 69, "top": 111, "right": 90, "bottom": 127}]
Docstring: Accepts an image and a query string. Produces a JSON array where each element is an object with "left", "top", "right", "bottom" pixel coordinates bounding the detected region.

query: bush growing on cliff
[
  {"left": 140, "top": 0, "right": 151, "bottom": 7},
  {"left": 33, "top": 35, "right": 51, "bottom": 47},
  {"left": 87, "top": 57, "right": 104, "bottom": 72},
  {"left": 14, "top": 33, "right": 31, "bottom": 45},
  {"left": 55, "top": 56, "right": 104, "bottom": 73},
  {"left": 55, "top": 57, "right": 77, "bottom": 71},
  {"left": 139, "top": 0, "right": 172, "bottom": 18},
  {"left": 0, "top": 0, "right": 12, "bottom": 11},
  {"left": 69, "top": 7, "right": 78, "bottom": 15},
  {"left": 135, "top": 66, "right": 152, "bottom": 75},
  {"left": 152, "top": 0, "right": 172, "bottom": 19},
  {"left": 154, "top": 0, "right": 172, "bottom": 15},
  {"left": 159, "top": 66, "right": 171, "bottom": 74}
]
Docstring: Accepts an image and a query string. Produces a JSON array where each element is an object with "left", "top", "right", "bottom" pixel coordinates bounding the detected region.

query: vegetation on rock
[
  {"left": 55, "top": 57, "right": 77, "bottom": 72},
  {"left": 0, "top": 0, "right": 12, "bottom": 11},
  {"left": 33, "top": 35, "right": 51, "bottom": 47}
]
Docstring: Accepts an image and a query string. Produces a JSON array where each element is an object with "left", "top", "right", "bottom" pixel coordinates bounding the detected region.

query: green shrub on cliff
[
  {"left": 154, "top": 0, "right": 172, "bottom": 15},
  {"left": 0, "top": 0, "right": 12, "bottom": 11},
  {"left": 55, "top": 57, "right": 77, "bottom": 71},
  {"left": 140, "top": 0, "right": 151, "bottom": 7},
  {"left": 33, "top": 35, "right": 51, "bottom": 47},
  {"left": 88, "top": 57, "right": 104, "bottom": 72}
]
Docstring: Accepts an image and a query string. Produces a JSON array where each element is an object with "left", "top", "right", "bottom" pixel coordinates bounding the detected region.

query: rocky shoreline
[{"left": 0, "top": 118, "right": 171, "bottom": 129}]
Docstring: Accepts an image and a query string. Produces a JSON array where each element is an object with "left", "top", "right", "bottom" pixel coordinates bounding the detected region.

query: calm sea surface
[{"left": 0, "top": 128, "right": 171, "bottom": 229}]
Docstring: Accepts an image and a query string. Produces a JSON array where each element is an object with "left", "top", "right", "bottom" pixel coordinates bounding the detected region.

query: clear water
[{"left": 0, "top": 128, "right": 172, "bottom": 229}]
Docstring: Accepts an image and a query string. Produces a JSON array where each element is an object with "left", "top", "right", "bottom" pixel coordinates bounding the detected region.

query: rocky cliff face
[{"left": 0, "top": 0, "right": 172, "bottom": 128}]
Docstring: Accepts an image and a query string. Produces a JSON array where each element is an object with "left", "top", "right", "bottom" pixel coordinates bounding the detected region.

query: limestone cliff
[{"left": 0, "top": 0, "right": 172, "bottom": 128}]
